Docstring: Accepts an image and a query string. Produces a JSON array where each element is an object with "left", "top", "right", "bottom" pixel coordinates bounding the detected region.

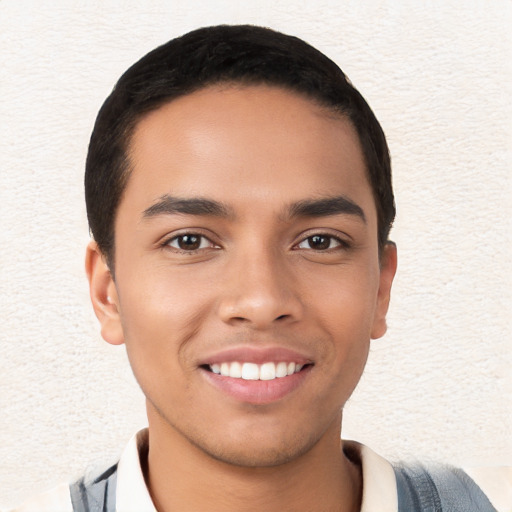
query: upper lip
[{"left": 198, "top": 346, "right": 314, "bottom": 366}]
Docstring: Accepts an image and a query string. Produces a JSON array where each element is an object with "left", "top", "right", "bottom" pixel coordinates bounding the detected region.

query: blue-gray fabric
[
  {"left": 68, "top": 460, "right": 497, "bottom": 511},
  {"left": 393, "top": 463, "right": 497, "bottom": 512},
  {"left": 69, "top": 463, "right": 117, "bottom": 512}
]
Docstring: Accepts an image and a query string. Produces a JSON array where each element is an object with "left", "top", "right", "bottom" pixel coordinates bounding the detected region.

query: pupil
[
  {"left": 310, "top": 235, "right": 330, "bottom": 250},
  {"left": 179, "top": 235, "right": 200, "bottom": 250}
]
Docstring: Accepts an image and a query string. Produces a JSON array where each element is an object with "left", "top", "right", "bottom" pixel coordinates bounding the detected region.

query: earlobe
[
  {"left": 371, "top": 242, "right": 397, "bottom": 340},
  {"left": 85, "top": 241, "right": 125, "bottom": 346}
]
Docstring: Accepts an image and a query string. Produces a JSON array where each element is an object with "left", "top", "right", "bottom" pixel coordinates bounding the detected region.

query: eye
[
  {"left": 166, "top": 234, "right": 217, "bottom": 252},
  {"left": 296, "top": 234, "right": 344, "bottom": 251}
]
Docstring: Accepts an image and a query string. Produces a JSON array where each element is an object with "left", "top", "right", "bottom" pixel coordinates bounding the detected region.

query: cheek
[
  {"left": 304, "top": 262, "right": 378, "bottom": 371},
  {"left": 119, "top": 262, "right": 212, "bottom": 321},
  {"left": 305, "top": 260, "right": 380, "bottom": 329},
  {"left": 115, "top": 269, "right": 215, "bottom": 369}
]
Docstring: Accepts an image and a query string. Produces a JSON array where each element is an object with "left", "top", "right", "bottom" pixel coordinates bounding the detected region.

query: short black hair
[{"left": 85, "top": 24, "right": 395, "bottom": 270}]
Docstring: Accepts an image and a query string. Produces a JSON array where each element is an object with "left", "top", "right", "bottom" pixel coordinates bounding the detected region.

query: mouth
[
  {"left": 200, "top": 352, "right": 314, "bottom": 404},
  {"left": 203, "top": 361, "right": 310, "bottom": 381},
  {"left": 198, "top": 346, "right": 314, "bottom": 404}
]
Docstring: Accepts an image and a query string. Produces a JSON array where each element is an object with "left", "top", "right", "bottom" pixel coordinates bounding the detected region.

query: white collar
[
  {"left": 115, "top": 429, "right": 157, "bottom": 512},
  {"left": 344, "top": 440, "right": 398, "bottom": 512},
  {"left": 115, "top": 429, "right": 398, "bottom": 512}
]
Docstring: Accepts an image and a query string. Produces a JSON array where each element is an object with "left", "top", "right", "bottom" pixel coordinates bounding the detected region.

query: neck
[{"left": 144, "top": 407, "right": 361, "bottom": 512}]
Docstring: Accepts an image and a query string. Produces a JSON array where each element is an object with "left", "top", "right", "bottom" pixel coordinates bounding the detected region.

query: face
[{"left": 87, "top": 85, "right": 396, "bottom": 467}]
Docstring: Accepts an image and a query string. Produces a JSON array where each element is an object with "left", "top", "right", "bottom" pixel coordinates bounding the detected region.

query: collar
[
  {"left": 343, "top": 440, "right": 398, "bottom": 512},
  {"left": 115, "top": 429, "right": 398, "bottom": 512},
  {"left": 115, "top": 429, "right": 156, "bottom": 512}
]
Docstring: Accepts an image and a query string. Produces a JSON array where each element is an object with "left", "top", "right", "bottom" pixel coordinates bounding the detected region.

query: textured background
[{"left": 1, "top": 0, "right": 511, "bottom": 508}]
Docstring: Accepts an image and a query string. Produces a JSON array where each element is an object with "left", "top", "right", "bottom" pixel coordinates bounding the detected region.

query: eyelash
[
  {"left": 163, "top": 233, "right": 219, "bottom": 253},
  {"left": 294, "top": 233, "right": 350, "bottom": 252},
  {"left": 162, "top": 231, "right": 350, "bottom": 254}
]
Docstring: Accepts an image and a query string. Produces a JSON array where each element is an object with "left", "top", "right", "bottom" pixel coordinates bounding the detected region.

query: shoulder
[
  {"left": 7, "top": 430, "right": 148, "bottom": 512},
  {"left": 7, "top": 463, "right": 119, "bottom": 512},
  {"left": 393, "top": 462, "right": 512, "bottom": 512},
  {"left": 464, "top": 466, "right": 512, "bottom": 512},
  {"left": 5, "top": 482, "right": 73, "bottom": 512},
  {"left": 69, "top": 462, "right": 118, "bottom": 511}
]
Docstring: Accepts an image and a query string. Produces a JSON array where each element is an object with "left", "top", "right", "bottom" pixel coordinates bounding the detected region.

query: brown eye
[
  {"left": 308, "top": 235, "right": 330, "bottom": 250},
  {"left": 168, "top": 234, "right": 213, "bottom": 251},
  {"left": 178, "top": 235, "right": 200, "bottom": 250},
  {"left": 297, "top": 235, "right": 342, "bottom": 251}
]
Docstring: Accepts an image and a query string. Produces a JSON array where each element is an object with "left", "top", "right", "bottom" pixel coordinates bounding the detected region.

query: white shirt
[{"left": 8, "top": 429, "right": 512, "bottom": 512}]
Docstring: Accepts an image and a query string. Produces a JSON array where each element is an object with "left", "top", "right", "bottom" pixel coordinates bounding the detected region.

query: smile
[
  {"left": 200, "top": 347, "right": 313, "bottom": 403},
  {"left": 209, "top": 361, "right": 304, "bottom": 381}
]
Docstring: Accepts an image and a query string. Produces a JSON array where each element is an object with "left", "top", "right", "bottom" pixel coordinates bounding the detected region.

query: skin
[{"left": 86, "top": 85, "right": 397, "bottom": 511}]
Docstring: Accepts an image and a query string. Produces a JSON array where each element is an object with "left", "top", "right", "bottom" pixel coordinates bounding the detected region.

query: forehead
[{"left": 123, "top": 85, "right": 375, "bottom": 223}]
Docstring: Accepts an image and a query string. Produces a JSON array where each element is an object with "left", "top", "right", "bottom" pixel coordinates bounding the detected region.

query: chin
[
  {"left": 190, "top": 427, "right": 322, "bottom": 469},
  {"left": 202, "top": 444, "right": 311, "bottom": 468}
]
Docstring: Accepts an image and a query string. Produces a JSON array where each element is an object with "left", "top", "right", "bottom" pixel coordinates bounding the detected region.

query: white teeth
[
  {"left": 260, "top": 362, "right": 276, "bottom": 381},
  {"left": 229, "top": 361, "right": 242, "bottom": 378},
  {"left": 208, "top": 361, "right": 307, "bottom": 380},
  {"left": 241, "top": 362, "right": 259, "bottom": 380},
  {"left": 276, "top": 362, "right": 288, "bottom": 378},
  {"left": 220, "top": 362, "right": 230, "bottom": 376}
]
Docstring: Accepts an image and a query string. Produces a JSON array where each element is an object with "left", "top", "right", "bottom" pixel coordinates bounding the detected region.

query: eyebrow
[
  {"left": 287, "top": 195, "right": 366, "bottom": 223},
  {"left": 143, "top": 195, "right": 233, "bottom": 218},
  {"left": 142, "top": 194, "right": 366, "bottom": 223}
]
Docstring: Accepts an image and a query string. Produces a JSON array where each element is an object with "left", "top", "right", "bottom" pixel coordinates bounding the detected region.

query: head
[
  {"left": 85, "top": 25, "right": 397, "bottom": 468},
  {"left": 85, "top": 24, "right": 395, "bottom": 272}
]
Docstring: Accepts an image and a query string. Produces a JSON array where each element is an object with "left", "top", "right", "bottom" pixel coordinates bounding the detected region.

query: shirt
[{"left": 8, "top": 429, "right": 512, "bottom": 512}]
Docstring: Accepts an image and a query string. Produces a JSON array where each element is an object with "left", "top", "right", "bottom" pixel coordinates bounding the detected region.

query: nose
[{"left": 217, "top": 248, "right": 304, "bottom": 329}]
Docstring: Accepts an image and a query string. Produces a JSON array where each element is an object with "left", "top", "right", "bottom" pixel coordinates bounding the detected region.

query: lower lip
[{"left": 201, "top": 366, "right": 312, "bottom": 405}]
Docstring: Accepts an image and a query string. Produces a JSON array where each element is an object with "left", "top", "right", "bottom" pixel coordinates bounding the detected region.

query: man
[{"left": 12, "top": 24, "right": 509, "bottom": 512}]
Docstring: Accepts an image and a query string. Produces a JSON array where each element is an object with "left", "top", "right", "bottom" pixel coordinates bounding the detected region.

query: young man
[{"left": 13, "top": 25, "right": 509, "bottom": 512}]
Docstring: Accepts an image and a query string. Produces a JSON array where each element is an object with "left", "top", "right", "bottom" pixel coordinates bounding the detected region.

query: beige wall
[{"left": 1, "top": 0, "right": 511, "bottom": 507}]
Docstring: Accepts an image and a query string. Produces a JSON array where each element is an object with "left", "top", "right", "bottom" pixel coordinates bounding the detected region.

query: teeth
[
  {"left": 229, "top": 361, "right": 242, "bottom": 378},
  {"left": 276, "top": 362, "right": 288, "bottom": 378},
  {"left": 208, "top": 361, "right": 306, "bottom": 380},
  {"left": 260, "top": 362, "right": 276, "bottom": 381},
  {"left": 241, "top": 362, "right": 259, "bottom": 380}
]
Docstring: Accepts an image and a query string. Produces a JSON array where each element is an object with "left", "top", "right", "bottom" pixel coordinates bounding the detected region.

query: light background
[{"left": 1, "top": 0, "right": 511, "bottom": 508}]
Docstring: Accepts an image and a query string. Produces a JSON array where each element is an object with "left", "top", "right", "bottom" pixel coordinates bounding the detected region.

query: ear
[
  {"left": 371, "top": 242, "right": 397, "bottom": 340},
  {"left": 85, "top": 240, "right": 125, "bottom": 345}
]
